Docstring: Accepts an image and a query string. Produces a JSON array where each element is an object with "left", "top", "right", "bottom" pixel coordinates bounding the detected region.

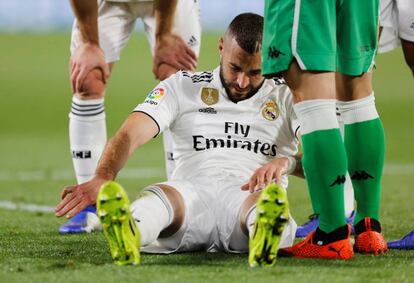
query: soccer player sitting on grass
[{"left": 55, "top": 13, "right": 303, "bottom": 267}]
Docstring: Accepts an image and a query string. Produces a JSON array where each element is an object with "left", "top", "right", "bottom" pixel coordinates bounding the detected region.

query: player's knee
[
  {"left": 75, "top": 69, "right": 107, "bottom": 100},
  {"left": 154, "top": 184, "right": 185, "bottom": 237}
]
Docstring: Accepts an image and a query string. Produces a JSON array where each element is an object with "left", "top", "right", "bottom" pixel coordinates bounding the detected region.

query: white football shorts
[
  {"left": 379, "top": 0, "right": 414, "bottom": 53},
  {"left": 141, "top": 172, "right": 297, "bottom": 254},
  {"left": 70, "top": 0, "right": 201, "bottom": 62}
]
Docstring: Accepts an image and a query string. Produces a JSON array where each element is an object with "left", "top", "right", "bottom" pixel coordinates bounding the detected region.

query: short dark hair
[{"left": 226, "top": 13, "right": 264, "bottom": 54}]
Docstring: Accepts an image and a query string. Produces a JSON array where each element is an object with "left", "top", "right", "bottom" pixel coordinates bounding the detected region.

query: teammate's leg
[
  {"left": 62, "top": 1, "right": 137, "bottom": 234},
  {"left": 142, "top": 0, "right": 201, "bottom": 179},
  {"left": 401, "top": 39, "right": 414, "bottom": 77}
]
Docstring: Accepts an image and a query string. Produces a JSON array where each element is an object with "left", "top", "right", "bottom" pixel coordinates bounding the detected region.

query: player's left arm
[
  {"left": 152, "top": 0, "right": 197, "bottom": 79},
  {"left": 241, "top": 153, "right": 304, "bottom": 193},
  {"left": 55, "top": 112, "right": 159, "bottom": 218}
]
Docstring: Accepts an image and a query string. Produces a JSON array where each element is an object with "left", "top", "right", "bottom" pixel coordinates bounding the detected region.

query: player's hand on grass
[
  {"left": 241, "top": 157, "right": 290, "bottom": 193},
  {"left": 153, "top": 33, "right": 197, "bottom": 79},
  {"left": 55, "top": 177, "right": 108, "bottom": 218},
  {"left": 70, "top": 42, "right": 109, "bottom": 93}
]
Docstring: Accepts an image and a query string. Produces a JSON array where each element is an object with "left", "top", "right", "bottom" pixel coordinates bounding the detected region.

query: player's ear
[{"left": 219, "top": 37, "right": 224, "bottom": 56}]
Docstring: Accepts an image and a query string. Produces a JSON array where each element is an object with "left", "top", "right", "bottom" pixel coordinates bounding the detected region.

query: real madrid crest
[
  {"left": 262, "top": 100, "right": 280, "bottom": 121},
  {"left": 201, "top": 88, "right": 219, "bottom": 106}
]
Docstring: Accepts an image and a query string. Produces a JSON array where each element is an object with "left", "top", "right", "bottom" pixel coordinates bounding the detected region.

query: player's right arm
[
  {"left": 69, "top": 0, "right": 109, "bottom": 93},
  {"left": 55, "top": 112, "right": 158, "bottom": 218}
]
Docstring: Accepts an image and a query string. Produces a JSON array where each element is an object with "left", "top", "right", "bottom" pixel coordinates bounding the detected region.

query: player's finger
[
  {"left": 178, "top": 54, "right": 196, "bottom": 71},
  {"left": 75, "top": 68, "right": 89, "bottom": 93},
  {"left": 66, "top": 200, "right": 89, "bottom": 219},
  {"left": 274, "top": 169, "right": 283, "bottom": 185},
  {"left": 55, "top": 195, "right": 81, "bottom": 217},
  {"left": 185, "top": 46, "right": 197, "bottom": 61},
  {"left": 265, "top": 169, "right": 274, "bottom": 187},
  {"left": 256, "top": 170, "right": 266, "bottom": 191},
  {"left": 241, "top": 183, "right": 249, "bottom": 191},
  {"left": 61, "top": 185, "right": 76, "bottom": 200},
  {"left": 248, "top": 174, "right": 258, "bottom": 193},
  {"left": 71, "top": 67, "right": 81, "bottom": 93},
  {"left": 100, "top": 63, "right": 110, "bottom": 83}
]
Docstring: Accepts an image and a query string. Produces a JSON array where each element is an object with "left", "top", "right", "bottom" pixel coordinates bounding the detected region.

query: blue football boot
[
  {"left": 59, "top": 205, "right": 102, "bottom": 234},
  {"left": 295, "top": 211, "right": 355, "bottom": 238},
  {"left": 387, "top": 230, "right": 414, "bottom": 250}
]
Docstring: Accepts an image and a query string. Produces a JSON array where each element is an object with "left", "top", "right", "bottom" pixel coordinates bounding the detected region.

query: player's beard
[{"left": 219, "top": 64, "right": 264, "bottom": 103}]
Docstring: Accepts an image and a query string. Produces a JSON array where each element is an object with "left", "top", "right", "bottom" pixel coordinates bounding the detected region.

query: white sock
[
  {"left": 130, "top": 186, "right": 174, "bottom": 246},
  {"left": 336, "top": 94, "right": 379, "bottom": 125},
  {"left": 293, "top": 99, "right": 339, "bottom": 135},
  {"left": 337, "top": 105, "right": 355, "bottom": 217},
  {"left": 344, "top": 173, "right": 355, "bottom": 217},
  {"left": 69, "top": 96, "right": 106, "bottom": 184},
  {"left": 246, "top": 206, "right": 257, "bottom": 237}
]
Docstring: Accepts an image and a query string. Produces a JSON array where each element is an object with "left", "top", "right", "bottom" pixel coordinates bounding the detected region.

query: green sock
[
  {"left": 345, "top": 118, "right": 385, "bottom": 224},
  {"left": 302, "top": 129, "right": 347, "bottom": 233}
]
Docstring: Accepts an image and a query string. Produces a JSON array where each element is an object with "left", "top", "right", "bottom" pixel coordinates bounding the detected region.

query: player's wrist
[{"left": 285, "top": 156, "right": 297, "bottom": 175}]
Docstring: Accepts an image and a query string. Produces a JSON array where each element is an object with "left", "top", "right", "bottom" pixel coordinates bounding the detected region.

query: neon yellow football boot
[
  {"left": 248, "top": 183, "right": 289, "bottom": 267},
  {"left": 97, "top": 181, "right": 140, "bottom": 266}
]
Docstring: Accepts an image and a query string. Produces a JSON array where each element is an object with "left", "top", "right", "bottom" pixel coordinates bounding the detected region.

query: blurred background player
[
  {"left": 262, "top": 0, "right": 386, "bottom": 259},
  {"left": 379, "top": 0, "right": 414, "bottom": 77},
  {"left": 60, "top": 0, "right": 201, "bottom": 234},
  {"left": 378, "top": 0, "right": 414, "bottom": 249},
  {"left": 55, "top": 13, "right": 300, "bottom": 266}
]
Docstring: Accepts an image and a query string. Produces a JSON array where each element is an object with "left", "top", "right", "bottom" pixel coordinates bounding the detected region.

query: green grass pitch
[{"left": 0, "top": 33, "right": 413, "bottom": 283}]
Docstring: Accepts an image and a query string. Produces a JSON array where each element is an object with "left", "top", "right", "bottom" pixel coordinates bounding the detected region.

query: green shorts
[{"left": 262, "top": 0, "right": 380, "bottom": 76}]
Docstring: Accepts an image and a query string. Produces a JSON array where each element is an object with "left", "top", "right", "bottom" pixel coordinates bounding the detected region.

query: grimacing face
[{"left": 219, "top": 36, "right": 264, "bottom": 103}]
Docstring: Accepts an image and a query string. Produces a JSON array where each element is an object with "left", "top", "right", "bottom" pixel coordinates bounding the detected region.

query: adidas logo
[
  {"left": 351, "top": 170, "right": 374, "bottom": 181},
  {"left": 329, "top": 175, "right": 346, "bottom": 187}
]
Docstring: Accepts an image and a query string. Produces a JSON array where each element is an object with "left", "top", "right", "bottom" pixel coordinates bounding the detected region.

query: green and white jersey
[{"left": 134, "top": 67, "right": 299, "bottom": 187}]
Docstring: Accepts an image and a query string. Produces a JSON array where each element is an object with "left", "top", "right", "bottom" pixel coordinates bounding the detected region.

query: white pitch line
[
  {"left": 0, "top": 200, "right": 54, "bottom": 213},
  {"left": 0, "top": 163, "right": 413, "bottom": 183},
  {"left": 0, "top": 167, "right": 165, "bottom": 182}
]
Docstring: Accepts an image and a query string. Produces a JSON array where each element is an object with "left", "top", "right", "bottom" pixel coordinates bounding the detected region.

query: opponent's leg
[{"left": 336, "top": 72, "right": 387, "bottom": 255}]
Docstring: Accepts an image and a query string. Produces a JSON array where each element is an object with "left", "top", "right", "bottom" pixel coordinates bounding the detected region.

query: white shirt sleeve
[
  {"left": 282, "top": 85, "right": 300, "bottom": 140},
  {"left": 133, "top": 73, "right": 180, "bottom": 135}
]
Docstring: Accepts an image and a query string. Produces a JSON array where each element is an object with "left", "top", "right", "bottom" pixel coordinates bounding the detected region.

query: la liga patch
[{"left": 144, "top": 87, "right": 166, "bottom": 106}]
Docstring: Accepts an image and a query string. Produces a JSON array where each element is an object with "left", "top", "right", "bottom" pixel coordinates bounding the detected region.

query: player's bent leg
[
  {"left": 248, "top": 183, "right": 289, "bottom": 267},
  {"left": 130, "top": 184, "right": 185, "bottom": 246},
  {"left": 60, "top": 67, "right": 113, "bottom": 235},
  {"left": 97, "top": 181, "right": 140, "bottom": 266}
]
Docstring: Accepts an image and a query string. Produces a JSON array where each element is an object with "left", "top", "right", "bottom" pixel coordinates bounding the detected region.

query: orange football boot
[
  {"left": 279, "top": 224, "right": 354, "bottom": 260},
  {"left": 354, "top": 217, "right": 387, "bottom": 255}
]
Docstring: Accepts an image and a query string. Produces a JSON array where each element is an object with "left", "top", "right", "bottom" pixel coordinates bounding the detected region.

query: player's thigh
[
  {"left": 142, "top": 0, "right": 202, "bottom": 56},
  {"left": 216, "top": 180, "right": 255, "bottom": 253},
  {"left": 70, "top": 0, "right": 137, "bottom": 63},
  {"left": 337, "top": 0, "right": 380, "bottom": 76}
]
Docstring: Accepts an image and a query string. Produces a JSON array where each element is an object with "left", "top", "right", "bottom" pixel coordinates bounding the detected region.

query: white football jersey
[{"left": 134, "top": 67, "right": 300, "bottom": 187}]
